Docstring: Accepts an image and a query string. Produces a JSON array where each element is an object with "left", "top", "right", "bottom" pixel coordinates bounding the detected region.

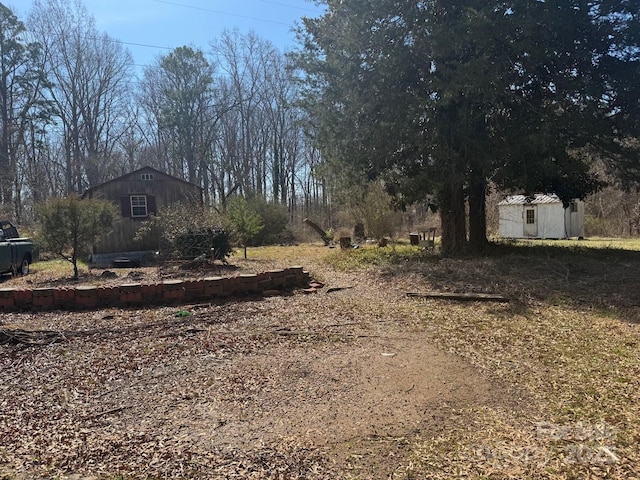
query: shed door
[{"left": 523, "top": 206, "right": 537, "bottom": 237}]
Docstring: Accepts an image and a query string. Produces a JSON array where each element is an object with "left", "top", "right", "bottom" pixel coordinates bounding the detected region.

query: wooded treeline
[
  {"left": 0, "top": 0, "right": 328, "bottom": 225},
  {"left": 2, "top": 0, "right": 640, "bottom": 247}
]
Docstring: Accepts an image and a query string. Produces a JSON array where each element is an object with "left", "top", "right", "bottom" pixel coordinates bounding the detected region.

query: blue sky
[{"left": 11, "top": 0, "right": 324, "bottom": 72}]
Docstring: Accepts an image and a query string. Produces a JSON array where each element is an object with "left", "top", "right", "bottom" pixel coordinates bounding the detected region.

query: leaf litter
[{"left": 0, "top": 245, "right": 639, "bottom": 479}]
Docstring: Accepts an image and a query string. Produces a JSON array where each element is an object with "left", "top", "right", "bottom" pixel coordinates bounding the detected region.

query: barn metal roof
[{"left": 498, "top": 194, "right": 562, "bottom": 206}]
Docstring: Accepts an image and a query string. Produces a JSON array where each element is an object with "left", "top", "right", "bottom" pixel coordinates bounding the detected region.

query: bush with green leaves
[
  {"left": 226, "top": 196, "right": 264, "bottom": 258},
  {"left": 248, "top": 198, "right": 290, "bottom": 245},
  {"left": 37, "top": 195, "right": 117, "bottom": 279}
]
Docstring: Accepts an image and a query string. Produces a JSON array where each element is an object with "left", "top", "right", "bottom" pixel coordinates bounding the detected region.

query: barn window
[
  {"left": 525, "top": 209, "right": 535, "bottom": 224},
  {"left": 570, "top": 201, "right": 578, "bottom": 213},
  {"left": 130, "top": 195, "right": 148, "bottom": 217},
  {"left": 141, "top": 173, "right": 154, "bottom": 181},
  {"left": 121, "top": 195, "right": 156, "bottom": 218}
]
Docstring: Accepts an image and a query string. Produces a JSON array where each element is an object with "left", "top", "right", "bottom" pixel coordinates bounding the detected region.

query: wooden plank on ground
[{"left": 406, "top": 291, "right": 509, "bottom": 302}]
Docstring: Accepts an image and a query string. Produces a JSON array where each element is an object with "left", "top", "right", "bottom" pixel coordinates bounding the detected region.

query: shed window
[
  {"left": 525, "top": 209, "right": 535, "bottom": 224},
  {"left": 130, "top": 195, "right": 148, "bottom": 217},
  {"left": 570, "top": 201, "right": 578, "bottom": 213},
  {"left": 141, "top": 173, "right": 154, "bottom": 181},
  {"left": 121, "top": 195, "right": 156, "bottom": 218}
]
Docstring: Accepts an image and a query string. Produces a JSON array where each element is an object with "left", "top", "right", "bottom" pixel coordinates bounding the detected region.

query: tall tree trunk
[
  {"left": 468, "top": 166, "right": 488, "bottom": 252},
  {"left": 0, "top": 74, "right": 12, "bottom": 205},
  {"left": 439, "top": 177, "right": 466, "bottom": 256}
]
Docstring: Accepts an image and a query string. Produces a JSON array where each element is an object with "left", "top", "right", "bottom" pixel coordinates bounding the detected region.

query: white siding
[
  {"left": 498, "top": 195, "right": 585, "bottom": 239},
  {"left": 498, "top": 204, "right": 523, "bottom": 238},
  {"left": 536, "top": 203, "right": 566, "bottom": 238}
]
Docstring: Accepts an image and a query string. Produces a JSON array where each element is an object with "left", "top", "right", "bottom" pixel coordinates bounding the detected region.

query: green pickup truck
[{"left": 0, "top": 220, "right": 37, "bottom": 276}]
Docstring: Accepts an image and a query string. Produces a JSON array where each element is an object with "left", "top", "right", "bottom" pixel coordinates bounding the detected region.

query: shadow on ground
[{"left": 380, "top": 243, "right": 640, "bottom": 323}]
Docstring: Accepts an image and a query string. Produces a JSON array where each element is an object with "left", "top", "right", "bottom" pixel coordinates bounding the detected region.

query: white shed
[{"left": 498, "top": 194, "right": 585, "bottom": 239}]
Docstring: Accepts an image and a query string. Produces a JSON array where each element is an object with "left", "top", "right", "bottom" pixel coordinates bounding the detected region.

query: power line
[
  {"left": 256, "top": 0, "right": 321, "bottom": 13},
  {"left": 151, "top": 0, "right": 292, "bottom": 26},
  {"left": 111, "top": 36, "right": 295, "bottom": 61},
  {"left": 117, "top": 40, "right": 173, "bottom": 51}
]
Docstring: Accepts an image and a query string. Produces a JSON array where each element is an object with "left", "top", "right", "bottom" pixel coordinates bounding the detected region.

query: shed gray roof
[
  {"left": 81, "top": 166, "right": 202, "bottom": 199},
  {"left": 498, "top": 194, "right": 562, "bottom": 206}
]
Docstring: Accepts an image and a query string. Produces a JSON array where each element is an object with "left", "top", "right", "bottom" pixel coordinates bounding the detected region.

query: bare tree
[
  {"left": 0, "top": 3, "right": 52, "bottom": 220},
  {"left": 261, "top": 51, "right": 307, "bottom": 214},
  {"left": 28, "top": 0, "right": 133, "bottom": 194},
  {"left": 213, "top": 30, "right": 274, "bottom": 199}
]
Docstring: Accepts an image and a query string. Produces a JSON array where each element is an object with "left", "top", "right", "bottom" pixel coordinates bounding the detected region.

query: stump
[
  {"left": 353, "top": 223, "right": 365, "bottom": 242},
  {"left": 339, "top": 236, "right": 352, "bottom": 249}
]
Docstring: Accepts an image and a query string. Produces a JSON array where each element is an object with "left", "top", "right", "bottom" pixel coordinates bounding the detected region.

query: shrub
[
  {"left": 584, "top": 214, "right": 608, "bottom": 237},
  {"left": 360, "top": 182, "right": 401, "bottom": 241},
  {"left": 37, "top": 195, "right": 117, "bottom": 279},
  {"left": 248, "top": 198, "right": 289, "bottom": 246},
  {"left": 174, "top": 227, "right": 232, "bottom": 260},
  {"left": 226, "top": 197, "right": 264, "bottom": 258},
  {"left": 136, "top": 204, "right": 233, "bottom": 261}
]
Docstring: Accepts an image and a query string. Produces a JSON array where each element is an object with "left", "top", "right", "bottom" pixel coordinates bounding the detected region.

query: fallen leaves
[{"left": 1, "top": 245, "right": 639, "bottom": 478}]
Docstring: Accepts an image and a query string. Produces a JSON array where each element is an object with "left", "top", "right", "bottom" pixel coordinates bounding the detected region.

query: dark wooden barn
[{"left": 81, "top": 166, "right": 203, "bottom": 264}]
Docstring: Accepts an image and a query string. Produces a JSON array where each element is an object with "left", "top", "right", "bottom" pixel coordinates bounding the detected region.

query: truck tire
[{"left": 18, "top": 256, "right": 30, "bottom": 275}]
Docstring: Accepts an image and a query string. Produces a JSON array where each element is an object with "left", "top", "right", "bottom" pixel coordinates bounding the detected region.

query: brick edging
[{"left": 0, "top": 267, "right": 311, "bottom": 311}]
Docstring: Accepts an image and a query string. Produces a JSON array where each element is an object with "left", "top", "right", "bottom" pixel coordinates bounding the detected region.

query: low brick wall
[{"left": 0, "top": 267, "right": 310, "bottom": 312}]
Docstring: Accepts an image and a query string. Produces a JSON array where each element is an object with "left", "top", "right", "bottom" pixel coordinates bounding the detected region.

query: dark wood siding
[
  {"left": 86, "top": 167, "right": 202, "bottom": 255},
  {"left": 147, "top": 195, "right": 157, "bottom": 215},
  {"left": 121, "top": 197, "right": 131, "bottom": 217}
]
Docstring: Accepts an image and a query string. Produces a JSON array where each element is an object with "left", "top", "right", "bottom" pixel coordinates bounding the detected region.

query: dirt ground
[
  {"left": 2, "top": 244, "right": 638, "bottom": 479},
  {"left": 0, "top": 252, "right": 514, "bottom": 479}
]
